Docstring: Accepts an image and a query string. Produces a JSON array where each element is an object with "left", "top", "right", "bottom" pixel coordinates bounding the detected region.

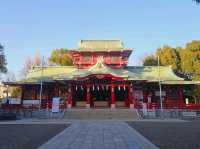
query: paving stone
[
  {"left": 81, "top": 142, "right": 92, "bottom": 149},
  {"left": 39, "top": 121, "right": 158, "bottom": 149},
  {"left": 104, "top": 142, "right": 116, "bottom": 149}
]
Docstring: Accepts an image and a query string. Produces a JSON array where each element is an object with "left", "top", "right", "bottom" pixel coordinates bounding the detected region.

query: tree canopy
[
  {"left": 0, "top": 44, "right": 7, "bottom": 73},
  {"left": 21, "top": 51, "right": 44, "bottom": 77},
  {"left": 48, "top": 48, "right": 73, "bottom": 66},
  {"left": 143, "top": 55, "right": 158, "bottom": 66},
  {"left": 143, "top": 40, "right": 200, "bottom": 81}
]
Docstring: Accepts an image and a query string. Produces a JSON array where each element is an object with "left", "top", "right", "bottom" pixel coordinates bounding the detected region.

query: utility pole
[
  {"left": 39, "top": 56, "right": 44, "bottom": 111},
  {"left": 158, "top": 56, "right": 163, "bottom": 118}
]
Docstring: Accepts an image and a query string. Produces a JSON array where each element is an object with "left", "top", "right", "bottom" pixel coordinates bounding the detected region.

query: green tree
[
  {"left": 156, "top": 45, "right": 181, "bottom": 71},
  {"left": 183, "top": 40, "right": 200, "bottom": 80},
  {"left": 0, "top": 44, "right": 7, "bottom": 73},
  {"left": 143, "top": 55, "right": 157, "bottom": 66},
  {"left": 48, "top": 48, "right": 73, "bottom": 66},
  {"left": 142, "top": 41, "right": 200, "bottom": 80},
  {"left": 143, "top": 46, "right": 181, "bottom": 72},
  {"left": 11, "top": 87, "right": 21, "bottom": 98},
  {"left": 21, "top": 51, "right": 44, "bottom": 77}
]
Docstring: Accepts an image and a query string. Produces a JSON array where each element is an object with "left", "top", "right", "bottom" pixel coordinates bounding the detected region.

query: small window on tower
[
  {"left": 110, "top": 56, "right": 120, "bottom": 63},
  {"left": 82, "top": 54, "right": 91, "bottom": 62}
]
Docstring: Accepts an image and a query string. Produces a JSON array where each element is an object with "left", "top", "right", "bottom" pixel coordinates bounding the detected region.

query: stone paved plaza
[{"left": 38, "top": 121, "right": 158, "bottom": 149}]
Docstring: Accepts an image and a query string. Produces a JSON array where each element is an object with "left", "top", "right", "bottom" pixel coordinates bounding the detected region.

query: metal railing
[{"left": 136, "top": 108, "right": 200, "bottom": 120}]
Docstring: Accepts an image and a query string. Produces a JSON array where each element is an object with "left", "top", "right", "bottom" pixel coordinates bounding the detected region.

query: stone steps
[{"left": 63, "top": 108, "right": 138, "bottom": 120}]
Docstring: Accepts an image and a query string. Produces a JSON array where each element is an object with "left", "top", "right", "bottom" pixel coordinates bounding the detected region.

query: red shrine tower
[{"left": 70, "top": 40, "right": 132, "bottom": 69}]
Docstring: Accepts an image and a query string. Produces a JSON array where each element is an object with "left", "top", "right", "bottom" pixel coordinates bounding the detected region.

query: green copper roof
[
  {"left": 67, "top": 57, "right": 142, "bottom": 80},
  {"left": 23, "top": 59, "right": 185, "bottom": 84},
  {"left": 126, "top": 66, "right": 184, "bottom": 81},
  {"left": 26, "top": 66, "right": 77, "bottom": 82},
  {"left": 77, "top": 40, "right": 125, "bottom": 51}
]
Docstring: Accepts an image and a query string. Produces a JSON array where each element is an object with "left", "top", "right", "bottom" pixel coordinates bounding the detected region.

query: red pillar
[
  {"left": 167, "top": 85, "right": 172, "bottom": 101},
  {"left": 165, "top": 85, "right": 169, "bottom": 103},
  {"left": 111, "top": 84, "right": 115, "bottom": 108},
  {"left": 45, "top": 87, "right": 51, "bottom": 109},
  {"left": 165, "top": 85, "right": 172, "bottom": 108},
  {"left": 179, "top": 85, "right": 184, "bottom": 107},
  {"left": 67, "top": 84, "right": 72, "bottom": 108},
  {"left": 128, "top": 84, "right": 134, "bottom": 109},
  {"left": 142, "top": 90, "right": 147, "bottom": 103},
  {"left": 86, "top": 85, "right": 90, "bottom": 108}
]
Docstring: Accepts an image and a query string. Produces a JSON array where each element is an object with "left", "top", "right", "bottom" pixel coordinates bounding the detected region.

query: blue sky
[{"left": 0, "top": 0, "right": 200, "bottom": 78}]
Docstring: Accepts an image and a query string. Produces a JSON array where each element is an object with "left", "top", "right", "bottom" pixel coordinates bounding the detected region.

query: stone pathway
[{"left": 38, "top": 121, "right": 158, "bottom": 149}]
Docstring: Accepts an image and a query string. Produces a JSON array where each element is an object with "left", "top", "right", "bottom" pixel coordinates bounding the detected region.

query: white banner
[
  {"left": 2, "top": 98, "right": 21, "bottom": 104},
  {"left": 155, "top": 91, "right": 166, "bottom": 96},
  {"left": 9, "top": 98, "right": 21, "bottom": 104},
  {"left": 52, "top": 97, "right": 60, "bottom": 113},
  {"left": 23, "top": 100, "right": 40, "bottom": 105}
]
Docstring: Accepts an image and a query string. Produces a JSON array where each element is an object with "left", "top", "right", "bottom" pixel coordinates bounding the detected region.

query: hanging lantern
[
  {"left": 93, "top": 85, "right": 95, "bottom": 91},
  {"left": 76, "top": 85, "right": 78, "bottom": 91},
  {"left": 118, "top": 86, "right": 121, "bottom": 91},
  {"left": 97, "top": 86, "right": 99, "bottom": 91},
  {"left": 106, "top": 85, "right": 109, "bottom": 90},
  {"left": 81, "top": 85, "right": 83, "bottom": 90},
  {"left": 124, "top": 85, "right": 126, "bottom": 91}
]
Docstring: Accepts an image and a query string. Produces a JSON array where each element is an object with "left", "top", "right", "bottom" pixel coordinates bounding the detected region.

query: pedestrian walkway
[{"left": 38, "top": 121, "right": 158, "bottom": 149}]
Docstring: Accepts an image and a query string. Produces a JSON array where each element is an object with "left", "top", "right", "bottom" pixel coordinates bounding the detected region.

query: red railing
[{"left": 186, "top": 104, "right": 200, "bottom": 109}]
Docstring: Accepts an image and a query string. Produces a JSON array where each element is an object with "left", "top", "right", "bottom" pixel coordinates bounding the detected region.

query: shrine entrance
[
  {"left": 71, "top": 85, "right": 87, "bottom": 107},
  {"left": 69, "top": 74, "right": 132, "bottom": 109},
  {"left": 90, "top": 85, "right": 111, "bottom": 108},
  {"left": 114, "top": 86, "right": 129, "bottom": 108}
]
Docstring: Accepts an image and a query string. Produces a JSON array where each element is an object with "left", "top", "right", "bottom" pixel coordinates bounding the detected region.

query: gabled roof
[
  {"left": 68, "top": 57, "right": 142, "bottom": 80},
  {"left": 77, "top": 40, "right": 125, "bottom": 51},
  {"left": 126, "top": 66, "right": 184, "bottom": 81},
  {"left": 21, "top": 60, "right": 186, "bottom": 84},
  {"left": 25, "top": 66, "right": 77, "bottom": 82}
]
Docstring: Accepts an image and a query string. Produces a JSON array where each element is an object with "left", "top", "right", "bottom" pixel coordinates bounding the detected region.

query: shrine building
[{"left": 4, "top": 40, "right": 200, "bottom": 109}]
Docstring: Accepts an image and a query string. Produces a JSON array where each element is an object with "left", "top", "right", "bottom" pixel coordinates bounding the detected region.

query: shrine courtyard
[
  {"left": 2, "top": 40, "right": 200, "bottom": 149},
  {"left": 1, "top": 119, "right": 200, "bottom": 149}
]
